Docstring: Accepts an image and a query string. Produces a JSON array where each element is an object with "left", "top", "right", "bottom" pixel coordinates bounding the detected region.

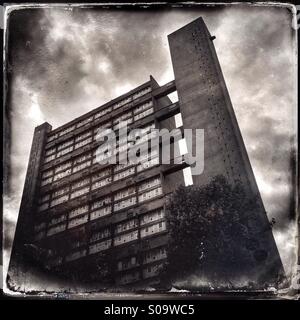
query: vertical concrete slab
[
  {"left": 8, "top": 122, "right": 52, "bottom": 285},
  {"left": 168, "top": 17, "right": 285, "bottom": 285}
]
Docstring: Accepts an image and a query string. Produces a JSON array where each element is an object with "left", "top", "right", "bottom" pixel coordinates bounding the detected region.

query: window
[
  {"left": 41, "top": 177, "right": 53, "bottom": 186},
  {"left": 57, "top": 139, "right": 74, "bottom": 151},
  {"left": 56, "top": 145, "right": 73, "bottom": 157},
  {"left": 91, "top": 177, "right": 111, "bottom": 190},
  {"left": 45, "top": 147, "right": 56, "bottom": 156},
  {"left": 54, "top": 161, "right": 72, "bottom": 173},
  {"left": 70, "top": 186, "right": 90, "bottom": 199},
  {"left": 73, "top": 152, "right": 92, "bottom": 165},
  {"left": 73, "top": 160, "right": 92, "bottom": 173},
  {"left": 133, "top": 100, "right": 153, "bottom": 115},
  {"left": 74, "top": 136, "right": 93, "bottom": 149},
  {"left": 112, "top": 97, "right": 132, "bottom": 110},
  {"left": 75, "top": 130, "right": 92, "bottom": 142},
  {"left": 90, "top": 228, "right": 111, "bottom": 242},
  {"left": 52, "top": 186, "right": 69, "bottom": 199},
  {"left": 114, "top": 187, "right": 135, "bottom": 201},
  {"left": 44, "top": 154, "right": 55, "bottom": 163},
  {"left": 91, "top": 168, "right": 111, "bottom": 181},
  {"left": 58, "top": 125, "right": 75, "bottom": 137},
  {"left": 49, "top": 214, "right": 66, "bottom": 226},
  {"left": 114, "top": 197, "right": 136, "bottom": 212},
  {"left": 134, "top": 107, "right": 153, "bottom": 121},
  {"left": 68, "top": 214, "right": 89, "bottom": 228},
  {"left": 91, "top": 196, "right": 111, "bottom": 210},
  {"left": 94, "top": 121, "right": 112, "bottom": 140},
  {"left": 114, "top": 230, "right": 138, "bottom": 246},
  {"left": 47, "top": 223, "right": 66, "bottom": 236},
  {"left": 89, "top": 240, "right": 111, "bottom": 254},
  {"left": 143, "top": 247, "right": 167, "bottom": 264},
  {"left": 137, "top": 157, "right": 159, "bottom": 172},
  {"left": 94, "top": 144, "right": 115, "bottom": 161},
  {"left": 138, "top": 187, "right": 162, "bottom": 202},
  {"left": 72, "top": 178, "right": 90, "bottom": 190},
  {"left": 50, "top": 194, "right": 69, "bottom": 207},
  {"left": 142, "top": 263, "right": 163, "bottom": 279},
  {"left": 115, "top": 219, "right": 138, "bottom": 234},
  {"left": 42, "top": 170, "right": 53, "bottom": 179},
  {"left": 94, "top": 106, "right": 112, "bottom": 119},
  {"left": 47, "top": 134, "right": 57, "bottom": 142},
  {"left": 90, "top": 206, "right": 111, "bottom": 220},
  {"left": 140, "top": 208, "right": 164, "bottom": 226},
  {"left": 70, "top": 240, "right": 85, "bottom": 250},
  {"left": 174, "top": 113, "right": 183, "bottom": 128},
  {"left": 138, "top": 177, "right": 161, "bottom": 192},
  {"left": 117, "top": 256, "right": 137, "bottom": 271},
  {"left": 114, "top": 162, "right": 135, "bottom": 173},
  {"left": 53, "top": 169, "right": 72, "bottom": 181},
  {"left": 183, "top": 167, "right": 194, "bottom": 186},
  {"left": 140, "top": 221, "right": 166, "bottom": 238},
  {"left": 113, "top": 167, "right": 135, "bottom": 181},
  {"left": 113, "top": 111, "right": 133, "bottom": 129},
  {"left": 69, "top": 205, "right": 89, "bottom": 219},
  {"left": 117, "top": 271, "right": 140, "bottom": 285},
  {"left": 133, "top": 87, "right": 151, "bottom": 100},
  {"left": 76, "top": 116, "right": 93, "bottom": 129}
]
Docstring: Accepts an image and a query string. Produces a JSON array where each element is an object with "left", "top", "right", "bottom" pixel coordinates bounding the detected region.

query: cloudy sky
[{"left": 4, "top": 4, "right": 297, "bottom": 283}]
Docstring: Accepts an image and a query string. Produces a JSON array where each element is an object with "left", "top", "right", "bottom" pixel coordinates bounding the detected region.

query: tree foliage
[{"left": 161, "top": 175, "right": 262, "bottom": 287}]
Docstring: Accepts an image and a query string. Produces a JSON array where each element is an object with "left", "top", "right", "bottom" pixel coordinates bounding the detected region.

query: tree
[{"left": 160, "top": 175, "right": 263, "bottom": 289}]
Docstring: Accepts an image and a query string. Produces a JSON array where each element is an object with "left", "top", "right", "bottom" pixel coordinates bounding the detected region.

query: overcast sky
[{"left": 4, "top": 4, "right": 297, "bottom": 285}]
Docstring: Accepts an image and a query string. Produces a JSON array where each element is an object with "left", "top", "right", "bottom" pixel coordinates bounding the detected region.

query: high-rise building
[{"left": 8, "top": 17, "right": 284, "bottom": 289}]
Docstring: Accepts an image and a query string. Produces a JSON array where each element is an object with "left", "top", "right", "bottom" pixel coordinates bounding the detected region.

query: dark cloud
[{"left": 4, "top": 5, "right": 297, "bottom": 282}]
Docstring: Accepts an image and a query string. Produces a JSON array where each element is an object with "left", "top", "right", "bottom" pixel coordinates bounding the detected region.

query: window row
[
  {"left": 46, "top": 86, "right": 152, "bottom": 145},
  {"left": 45, "top": 141, "right": 159, "bottom": 186},
  {"left": 117, "top": 256, "right": 137, "bottom": 271},
  {"left": 140, "top": 221, "right": 166, "bottom": 238},
  {"left": 44, "top": 137, "right": 93, "bottom": 163},
  {"left": 143, "top": 247, "right": 167, "bottom": 265},
  {"left": 133, "top": 87, "right": 152, "bottom": 100},
  {"left": 53, "top": 231, "right": 165, "bottom": 265},
  {"left": 143, "top": 262, "right": 164, "bottom": 279},
  {"left": 38, "top": 176, "right": 162, "bottom": 213},
  {"left": 35, "top": 207, "right": 165, "bottom": 241},
  {"left": 41, "top": 153, "right": 98, "bottom": 186},
  {"left": 44, "top": 121, "right": 156, "bottom": 182},
  {"left": 117, "top": 271, "right": 140, "bottom": 285},
  {"left": 112, "top": 96, "right": 132, "bottom": 111},
  {"left": 116, "top": 246, "right": 167, "bottom": 272}
]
